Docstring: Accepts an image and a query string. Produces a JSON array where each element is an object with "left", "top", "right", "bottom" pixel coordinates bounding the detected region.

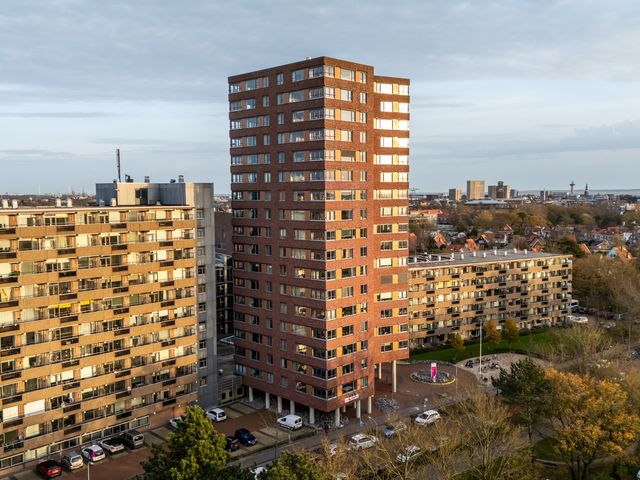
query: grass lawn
[{"left": 410, "top": 330, "right": 555, "bottom": 363}]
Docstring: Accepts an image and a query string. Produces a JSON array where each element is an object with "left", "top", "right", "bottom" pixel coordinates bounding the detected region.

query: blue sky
[{"left": 1, "top": 0, "right": 639, "bottom": 194}]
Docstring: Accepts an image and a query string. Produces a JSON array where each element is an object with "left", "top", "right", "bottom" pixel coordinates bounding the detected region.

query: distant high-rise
[
  {"left": 229, "top": 57, "right": 410, "bottom": 425},
  {"left": 448, "top": 188, "right": 462, "bottom": 202},
  {"left": 488, "top": 181, "right": 510, "bottom": 199},
  {"left": 466, "top": 180, "right": 485, "bottom": 200}
]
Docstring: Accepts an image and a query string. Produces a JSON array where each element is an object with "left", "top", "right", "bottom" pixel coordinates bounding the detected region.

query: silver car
[{"left": 61, "top": 452, "right": 83, "bottom": 470}]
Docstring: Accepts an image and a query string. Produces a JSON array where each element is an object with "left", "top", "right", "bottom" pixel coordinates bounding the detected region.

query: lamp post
[{"left": 478, "top": 321, "right": 483, "bottom": 381}]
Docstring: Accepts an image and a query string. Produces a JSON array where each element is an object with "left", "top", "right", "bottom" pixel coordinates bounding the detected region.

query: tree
[
  {"left": 492, "top": 358, "right": 552, "bottom": 443},
  {"left": 451, "top": 333, "right": 465, "bottom": 361},
  {"left": 142, "top": 405, "right": 229, "bottom": 480},
  {"left": 454, "top": 389, "right": 534, "bottom": 480},
  {"left": 545, "top": 369, "right": 640, "bottom": 480},
  {"left": 217, "top": 464, "right": 255, "bottom": 480},
  {"left": 503, "top": 319, "right": 519, "bottom": 347},
  {"left": 260, "top": 451, "right": 331, "bottom": 480},
  {"left": 484, "top": 320, "right": 501, "bottom": 346},
  {"left": 548, "top": 325, "right": 609, "bottom": 373}
]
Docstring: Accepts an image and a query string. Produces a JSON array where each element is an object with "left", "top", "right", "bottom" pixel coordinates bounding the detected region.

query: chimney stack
[
  {"left": 1, "top": 199, "right": 8, "bottom": 209},
  {"left": 55, "top": 198, "right": 62, "bottom": 208},
  {"left": 66, "top": 198, "right": 72, "bottom": 208}
]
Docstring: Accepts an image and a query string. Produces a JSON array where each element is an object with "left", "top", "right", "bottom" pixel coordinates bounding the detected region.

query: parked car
[
  {"left": 36, "top": 460, "right": 62, "bottom": 478},
  {"left": 61, "top": 452, "right": 84, "bottom": 471},
  {"left": 225, "top": 435, "right": 240, "bottom": 452},
  {"left": 383, "top": 421, "right": 407, "bottom": 438},
  {"left": 328, "top": 442, "right": 339, "bottom": 456},
  {"left": 81, "top": 444, "right": 106, "bottom": 463},
  {"left": 276, "top": 414, "right": 303, "bottom": 430},
  {"left": 235, "top": 428, "right": 257, "bottom": 446},
  {"left": 566, "top": 315, "right": 589, "bottom": 325},
  {"left": 168, "top": 416, "right": 183, "bottom": 429},
  {"left": 99, "top": 436, "right": 124, "bottom": 454},
  {"left": 465, "top": 359, "right": 474, "bottom": 368},
  {"left": 415, "top": 410, "right": 441, "bottom": 426},
  {"left": 396, "top": 445, "right": 422, "bottom": 463},
  {"left": 251, "top": 466, "right": 267, "bottom": 479},
  {"left": 347, "top": 434, "right": 378, "bottom": 450},
  {"left": 206, "top": 407, "right": 227, "bottom": 422},
  {"left": 569, "top": 299, "right": 579, "bottom": 311},
  {"left": 120, "top": 429, "right": 145, "bottom": 449}
]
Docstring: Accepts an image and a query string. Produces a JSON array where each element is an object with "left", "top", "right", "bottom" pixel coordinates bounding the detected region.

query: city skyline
[{"left": 2, "top": 0, "right": 640, "bottom": 193}]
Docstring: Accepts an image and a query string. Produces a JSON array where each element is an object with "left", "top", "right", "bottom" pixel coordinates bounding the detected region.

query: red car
[{"left": 36, "top": 460, "right": 62, "bottom": 478}]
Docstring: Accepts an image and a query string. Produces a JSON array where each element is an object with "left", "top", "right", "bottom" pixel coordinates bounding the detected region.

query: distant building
[
  {"left": 488, "top": 181, "right": 510, "bottom": 199},
  {"left": 448, "top": 188, "right": 462, "bottom": 202},
  {"left": 466, "top": 180, "right": 485, "bottom": 200}
]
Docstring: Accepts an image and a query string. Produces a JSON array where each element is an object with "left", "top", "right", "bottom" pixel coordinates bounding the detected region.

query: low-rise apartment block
[
  {"left": 408, "top": 250, "right": 572, "bottom": 348},
  {"left": 0, "top": 189, "right": 205, "bottom": 473}
]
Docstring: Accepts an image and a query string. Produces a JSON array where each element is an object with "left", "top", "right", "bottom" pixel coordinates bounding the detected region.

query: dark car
[
  {"left": 225, "top": 435, "right": 240, "bottom": 451},
  {"left": 465, "top": 360, "right": 474, "bottom": 368},
  {"left": 234, "top": 428, "right": 257, "bottom": 446},
  {"left": 120, "top": 429, "right": 145, "bottom": 449},
  {"left": 36, "top": 460, "right": 62, "bottom": 478}
]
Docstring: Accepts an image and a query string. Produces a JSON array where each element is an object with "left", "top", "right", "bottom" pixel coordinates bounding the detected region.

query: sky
[{"left": 1, "top": 0, "right": 640, "bottom": 194}]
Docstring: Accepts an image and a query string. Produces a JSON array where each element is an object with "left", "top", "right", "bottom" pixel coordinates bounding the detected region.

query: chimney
[
  {"left": 483, "top": 252, "right": 487, "bottom": 258},
  {"left": 504, "top": 251, "right": 508, "bottom": 256},
  {"left": 461, "top": 253, "right": 465, "bottom": 259},
  {"left": 513, "top": 248, "right": 517, "bottom": 254},
  {"left": 55, "top": 198, "right": 62, "bottom": 208},
  {"left": 144, "top": 176, "right": 150, "bottom": 183},
  {"left": 1, "top": 199, "right": 8, "bottom": 209},
  {"left": 524, "top": 249, "right": 528, "bottom": 255},
  {"left": 110, "top": 198, "right": 117, "bottom": 207},
  {"left": 178, "top": 175, "right": 185, "bottom": 183},
  {"left": 66, "top": 198, "right": 72, "bottom": 208}
]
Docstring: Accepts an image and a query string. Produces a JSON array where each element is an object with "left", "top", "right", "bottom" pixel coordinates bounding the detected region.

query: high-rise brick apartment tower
[{"left": 229, "top": 57, "right": 409, "bottom": 425}]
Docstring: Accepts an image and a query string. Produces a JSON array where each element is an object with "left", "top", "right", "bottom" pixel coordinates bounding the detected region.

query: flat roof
[{"left": 408, "top": 249, "right": 571, "bottom": 268}]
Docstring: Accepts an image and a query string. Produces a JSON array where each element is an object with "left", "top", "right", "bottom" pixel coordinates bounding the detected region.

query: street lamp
[{"left": 478, "top": 321, "right": 483, "bottom": 381}]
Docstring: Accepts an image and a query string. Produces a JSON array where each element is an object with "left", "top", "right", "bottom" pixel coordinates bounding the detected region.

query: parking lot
[{"left": 1, "top": 401, "right": 316, "bottom": 480}]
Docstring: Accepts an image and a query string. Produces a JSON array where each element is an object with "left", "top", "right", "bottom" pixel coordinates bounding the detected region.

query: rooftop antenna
[{"left": 116, "top": 149, "right": 122, "bottom": 183}]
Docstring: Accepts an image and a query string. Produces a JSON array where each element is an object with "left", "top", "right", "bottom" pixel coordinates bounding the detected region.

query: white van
[
  {"left": 206, "top": 407, "right": 227, "bottom": 422},
  {"left": 566, "top": 315, "right": 588, "bottom": 325},
  {"left": 276, "top": 414, "right": 303, "bottom": 430}
]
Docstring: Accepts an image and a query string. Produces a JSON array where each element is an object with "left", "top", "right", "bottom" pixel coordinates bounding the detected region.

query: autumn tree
[
  {"left": 260, "top": 451, "right": 331, "bottom": 480},
  {"left": 142, "top": 405, "right": 229, "bottom": 480},
  {"left": 545, "top": 369, "right": 640, "bottom": 480},
  {"left": 503, "top": 319, "right": 519, "bottom": 347},
  {"left": 484, "top": 320, "right": 501, "bottom": 346},
  {"left": 451, "top": 333, "right": 466, "bottom": 361},
  {"left": 548, "top": 325, "right": 609, "bottom": 373},
  {"left": 492, "top": 358, "right": 552, "bottom": 443},
  {"left": 454, "top": 389, "right": 534, "bottom": 480}
]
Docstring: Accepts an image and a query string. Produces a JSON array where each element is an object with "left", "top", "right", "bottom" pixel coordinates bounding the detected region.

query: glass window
[
  {"left": 292, "top": 69, "right": 304, "bottom": 82},
  {"left": 276, "top": 73, "right": 284, "bottom": 85}
]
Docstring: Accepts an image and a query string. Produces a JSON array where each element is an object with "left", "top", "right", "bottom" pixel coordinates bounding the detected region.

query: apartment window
[
  {"left": 358, "top": 71, "right": 367, "bottom": 83},
  {"left": 340, "top": 69, "right": 355, "bottom": 81},
  {"left": 276, "top": 93, "right": 284, "bottom": 105},
  {"left": 292, "top": 69, "right": 304, "bottom": 82},
  {"left": 277, "top": 113, "right": 284, "bottom": 125},
  {"left": 292, "top": 110, "right": 305, "bottom": 122},
  {"left": 263, "top": 134, "right": 270, "bottom": 145},
  {"left": 262, "top": 96, "right": 270, "bottom": 107},
  {"left": 359, "top": 92, "right": 367, "bottom": 104},
  {"left": 276, "top": 73, "right": 284, "bottom": 85},
  {"left": 340, "top": 90, "right": 352, "bottom": 101},
  {"left": 278, "top": 152, "right": 285, "bottom": 163}
]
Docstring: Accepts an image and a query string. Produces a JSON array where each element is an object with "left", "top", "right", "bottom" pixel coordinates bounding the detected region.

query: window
[
  {"left": 276, "top": 73, "right": 284, "bottom": 85},
  {"left": 262, "top": 96, "right": 270, "bottom": 107},
  {"left": 292, "top": 69, "right": 304, "bottom": 82},
  {"left": 292, "top": 111, "right": 304, "bottom": 122},
  {"left": 289, "top": 90, "right": 305, "bottom": 103},
  {"left": 359, "top": 92, "right": 367, "bottom": 104},
  {"left": 340, "top": 90, "right": 352, "bottom": 101},
  {"left": 277, "top": 113, "right": 284, "bottom": 125},
  {"left": 340, "top": 69, "right": 355, "bottom": 81}
]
